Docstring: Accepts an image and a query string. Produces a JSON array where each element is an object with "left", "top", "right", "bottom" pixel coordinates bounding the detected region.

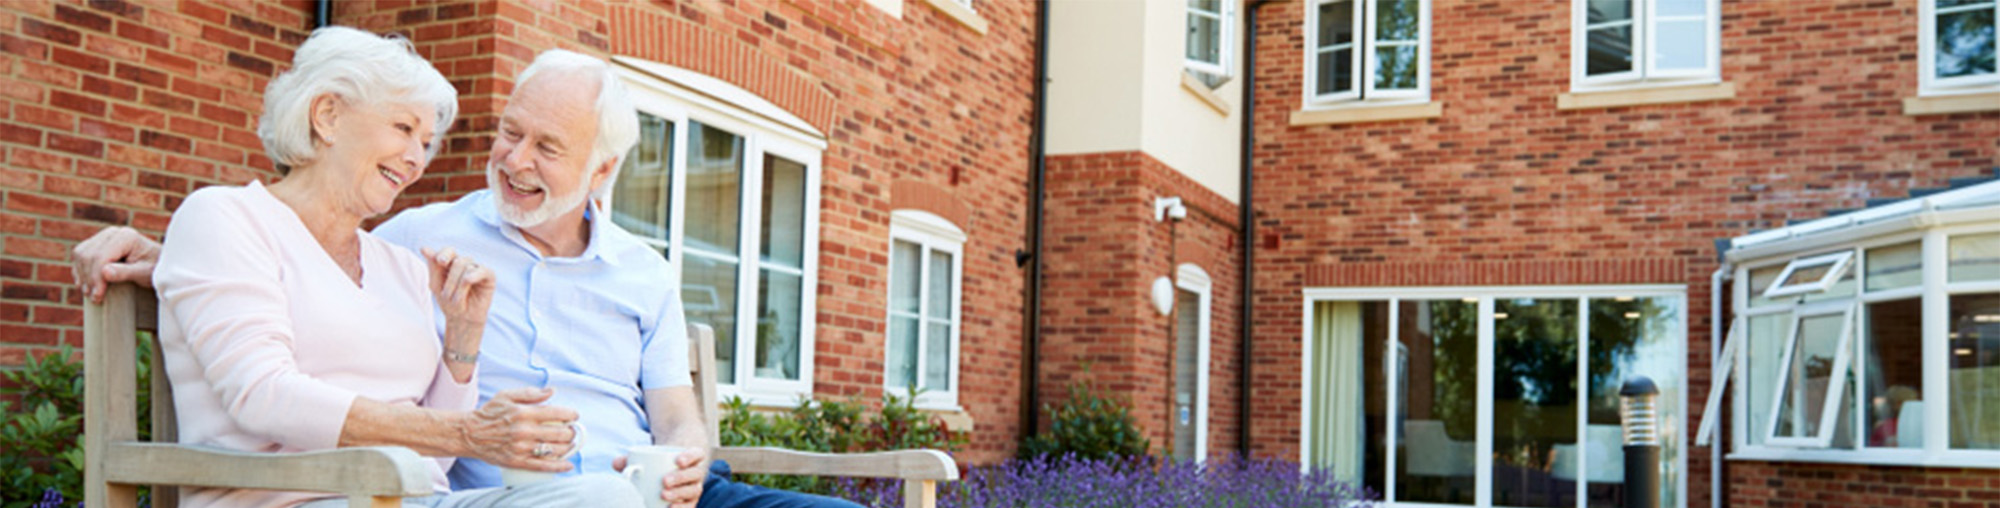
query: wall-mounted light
[
  {"left": 1151, "top": 276, "right": 1175, "bottom": 316},
  {"left": 1155, "top": 197, "right": 1187, "bottom": 222}
]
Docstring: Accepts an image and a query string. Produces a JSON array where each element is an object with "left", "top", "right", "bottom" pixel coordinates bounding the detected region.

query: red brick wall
[
  {"left": 0, "top": 0, "right": 308, "bottom": 371},
  {"left": 1248, "top": 0, "right": 1997, "bottom": 506},
  {"left": 1729, "top": 462, "right": 2000, "bottom": 508},
  {"left": 1041, "top": 150, "right": 1243, "bottom": 458}
]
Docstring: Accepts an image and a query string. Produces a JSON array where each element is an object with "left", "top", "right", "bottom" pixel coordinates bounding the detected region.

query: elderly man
[{"left": 72, "top": 49, "right": 862, "bottom": 508}]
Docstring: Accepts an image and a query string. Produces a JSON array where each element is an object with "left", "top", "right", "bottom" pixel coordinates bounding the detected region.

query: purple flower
[{"left": 828, "top": 453, "right": 1377, "bottom": 508}]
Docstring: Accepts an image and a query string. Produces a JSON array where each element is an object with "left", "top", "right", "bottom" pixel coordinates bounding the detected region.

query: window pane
[
  {"left": 1190, "top": 0, "right": 1219, "bottom": 12},
  {"left": 1866, "top": 242, "right": 1922, "bottom": 291},
  {"left": 892, "top": 240, "right": 920, "bottom": 314},
  {"left": 1949, "top": 232, "right": 2000, "bottom": 282},
  {"left": 1587, "top": 0, "right": 1632, "bottom": 24},
  {"left": 1318, "top": 49, "right": 1355, "bottom": 95},
  {"left": 1587, "top": 26, "right": 1635, "bottom": 76},
  {"left": 888, "top": 316, "right": 919, "bottom": 388},
  {"left": 1492, "top": 298, "right": 1578, "bottom": 508},
  {"left": 1187, "top": 10, "right": 1222, "bottom": 65},
  {"left": 754, "top": 269, "right": 801, "bottom": 380},
  {"left": 1395, "top": 299, "right": 1477, "bottom": 505},
  {"left": 1375, "top": 45, "right": 1420, "bottom": 90},
  {"left": 685, "top": 122, "right": 743, "bottom": 255},
  {"left": 1585, "top": 297, "right": 1682, "bottom": 508},
  {"left": 685, "top": 255, "right": 740, "bottom": 384},
  {"left": 612, "top": 114, "right": 672, "bottom": 242},
  {"left": 1654, "top": 19, "right": 1707, "bottom": 71},
  {"left": 1173, "top": 289, "right": 1201, "bottom": 462},
  {"left": 1864, "top": 298, "right": 1923, "bottom": 448},
  {"left": 927, "top": 250, "right": 953, "bottom": 320},
  {"left": 1936, "top": 8, "right": 1997, "bottom": 79},
  {"left": 760, "top": 155, "right": 806, "bottom": 269},
  {"left": 1950, "top": 293, "right": 2000, "bottom": 449},
  {"left": 1306, "top": 302, "right": 1388, "bottom": 494},
  {"left": 1773, "top": 313, "right": 1846, "bottom": 439},
  {"left": 925, "top": 321, "right": 951, "bottom": 391},
  {"left": 1318, "top": 0, "right": 1355, "bottom": 49},
  {"left": 1744, "top": 313, "right": 1789, "bottom": 446},
  {"left": 1375, "top": 0, "right": 1420, "bottom": 41},
  {"left": 1800, "top": 260, "right": 1857, "bottom": 303},
  {"left": 1657, "top": 0, "right": 1706, "bottom": 17},
  {"left": 1748, "top": 265, "right": 1788, "bottom": 308},
  {"left": 1939, "top": 0, "right": 1991, "bottom": 7}
]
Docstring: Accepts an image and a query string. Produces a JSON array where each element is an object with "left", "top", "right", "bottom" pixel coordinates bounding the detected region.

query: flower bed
[{"left": 828, "top": 454, "right": 1376, "bottom": 508}]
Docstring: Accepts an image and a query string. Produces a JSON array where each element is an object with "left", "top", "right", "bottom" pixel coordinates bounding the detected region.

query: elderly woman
[{"left": 152, "top": 27, "right": 639, "bottom": 508}]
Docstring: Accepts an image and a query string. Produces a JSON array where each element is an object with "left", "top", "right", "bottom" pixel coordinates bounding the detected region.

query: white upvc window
[
  {"left": 1172, "top": 263, "right": 1213, "bottom": 463},
  {"left": 1186, "top": 0, "right": 1235, "bottom": 78},
  {"left": 1302, "top": 286, "right": 1688, "bottom": 508},
  {"left": 609, "top": 57, "right": 826, "bottom": 405},
  {"left": 1304, "top": 0, "right": 1431, "bottom": 106},
  {"left": 1919, "top": 0, "right": 1999, "bottom": 95},
  {"left": 885, "top": 210, "right": 965, "bottom": 410},
  {"left": 1570, "top": 0, "right": 1720, "bottom": 91}
]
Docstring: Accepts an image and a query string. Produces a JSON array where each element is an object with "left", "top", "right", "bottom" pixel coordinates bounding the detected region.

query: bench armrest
[
  {"left": 103, "top": 442, "right": 433, "bottom": 498},
  {"left": 713, "top": 447, "right": 958, "bottom": 481}
]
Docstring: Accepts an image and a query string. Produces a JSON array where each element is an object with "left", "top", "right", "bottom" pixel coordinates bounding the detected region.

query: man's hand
[
  {"left": 71, "top": 226, "right": 161, "bottom": 302},
  {"left": 458, "top": 387, "right": 579, "bottom": 471},
  {"left": 613, "top": 447, "right": 707, "bottom": 508}
]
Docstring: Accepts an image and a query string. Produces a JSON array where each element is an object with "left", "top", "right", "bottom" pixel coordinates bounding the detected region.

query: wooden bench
[{"left": 84, "top": 282, "right": 957, "bottom": 508}]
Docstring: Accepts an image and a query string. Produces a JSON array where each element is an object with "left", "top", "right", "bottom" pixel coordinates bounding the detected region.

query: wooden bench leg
[{"left": 901, "top": 479, "right": 936, "bottom": 508}]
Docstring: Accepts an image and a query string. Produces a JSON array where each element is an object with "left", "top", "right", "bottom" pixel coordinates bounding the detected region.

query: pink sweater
[{"left": 153, "top": 182, "right": 477, "bottom": 508}]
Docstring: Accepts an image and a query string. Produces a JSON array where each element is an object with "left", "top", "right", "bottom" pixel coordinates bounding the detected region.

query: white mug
[
  {"left": 498, "top": 421, "right": 587, "bottom": 487},
  {"left": 621, "top": 445, "right": 690, "bottom": 508}
]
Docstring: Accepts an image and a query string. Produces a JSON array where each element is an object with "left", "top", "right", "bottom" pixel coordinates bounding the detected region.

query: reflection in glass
[
  {"left": 1587, "top": 25, "right": 1635, "bottom": 76},
  {"left": 752, "top": 155, "right": 807, "bottom": 381},
  {"left": 1397, "top": 299, "right": 1477, "bottom": 505},
  {"left": 753, "top": 270, "right": 801, "bottom": 380},
  {"left": 683, "top": 122, "right": 743, "bottom": 383},
  {"left": 1316, "top": 1, "right": 1356, "bottom": 95},
  {"left": 1173, "top": 288, "right": 1201, "bottom": 462},
  {"left": 1375, "top": 0, "right": 1419, "bottom": 41},
  {"left": 1744, "top": 313, "right": 1788, "bottom": 446},
  {"left": 925, "top": 250, "right": 954, "bottom": 390},
  {"left": 1866, "top": 242, "right": 1922, "bottom": 291},
  {"left": 1588, "top": 0, "right": 1632, "bottom": 24},
  {"left": 887, "top": 241, "right": 922, "bottom": 388},
  {"left": 1584, "top": 297, "right": 1682, "bottom": 508},
  {"left": 1186, "top": 2, "right": 1222, "bottom": 66},
  {"left": 1864, "top": 298, "right": 1923, "bottom": 448},
  {"left": 1937, "top": 8, "right": 1996, "bottom": 79},
  {"left": 1800, "top": 259, "right": 1857, "bottom": 304},
  {"left": 1492, "top": 298, "right": 1577, "bottom": 508},
  {"left": 1950, "top": 293, "right": 2000, "bottom": 450},
  {"left": 1773, "top": 313, "right": 1846, "bottom": 439},
  {"left": 1748, "top": 265, "right": 1789, "bottom": 308},
  {"left": 1950, "top": 232, "right": 2000, "bottom": 282},
  {"left": 612, "top": 114, "right": 672, "bottom": 243},
  {"left": 1375, "top": 46, "right": 1419, "bottom": 90}
]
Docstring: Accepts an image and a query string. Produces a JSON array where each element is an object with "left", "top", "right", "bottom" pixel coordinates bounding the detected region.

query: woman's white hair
[
  {"left": 514, "top": 49, "right": 639, "bottom": 200},
  {"left": 256, "top": 26, "right": 458, "bottom": 175}
]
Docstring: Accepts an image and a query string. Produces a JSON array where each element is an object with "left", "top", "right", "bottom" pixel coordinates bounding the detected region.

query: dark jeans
[{"left": 701, "top": 460, "right": 866, "bottom": 508}]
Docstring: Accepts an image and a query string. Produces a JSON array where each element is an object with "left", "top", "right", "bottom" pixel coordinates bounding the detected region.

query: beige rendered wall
[{"left": 1137, "top": 0, "right": 1242, "bottom": 204}]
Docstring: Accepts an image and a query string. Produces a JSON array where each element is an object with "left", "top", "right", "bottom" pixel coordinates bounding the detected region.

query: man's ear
[
  {"left": 308, "top": 93, "right": 341, "bottom": 146},
  {"left": 587, "top": 155, "right": 619, "bottom": 194}
]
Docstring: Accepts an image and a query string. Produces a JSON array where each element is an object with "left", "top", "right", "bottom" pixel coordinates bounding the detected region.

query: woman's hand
[
  {"left": 458, "top": 387, "right": 579, "bottom": 471},
  {"left": 424, "top": 247, "right": 494, "bottom": 327}
]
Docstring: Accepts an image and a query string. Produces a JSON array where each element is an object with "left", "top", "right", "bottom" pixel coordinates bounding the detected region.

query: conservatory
[{"left": 1700, "top": 179, "right": 2000, "bottom": 469}]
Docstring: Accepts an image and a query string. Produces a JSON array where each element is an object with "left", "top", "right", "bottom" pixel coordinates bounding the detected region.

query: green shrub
[
  {"left": 717, "top": 389, "right": 966, "bottom": 494},
  {"left": 1018, "top": 381, "right": 1149, "bottom": 461},
  {"left": 0, "top": 342, "right": 153, "bottom": 508}
]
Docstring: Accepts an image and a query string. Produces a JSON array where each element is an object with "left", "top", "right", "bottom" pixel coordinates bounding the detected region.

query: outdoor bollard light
[{"left": 1620, "top": 376, "right": 1661, "bottom": 508}]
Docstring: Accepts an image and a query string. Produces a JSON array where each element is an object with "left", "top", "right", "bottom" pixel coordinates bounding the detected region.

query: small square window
[{"left": 1763, "top": 251, "right": 1855, "bottom": 299}]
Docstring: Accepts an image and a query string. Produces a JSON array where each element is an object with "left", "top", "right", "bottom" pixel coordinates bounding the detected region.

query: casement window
[
  {"left": 1304, "top": 287, "right": 1687, "bottom": 508},
  {"left": 609, "top": 57, "right": 825, "bottom": 405},
  {"left": 1920, "top": 0, "right": 1999, "bottom": 95},
  {"left": 885, "top": 210, "right": 965, "bottom": 409},
  {"left": 1702, "top": 208, "right": 2000, "bottom": 467},
  {"left": 1186, "top": 0, "right": 1236, "bottom": 79},
  {"left": 1570, "top": 0, "right": 1720, "bottom": 90},
  {"left": 1304, "top": 0, "right": 1430, "bottom": 106}
]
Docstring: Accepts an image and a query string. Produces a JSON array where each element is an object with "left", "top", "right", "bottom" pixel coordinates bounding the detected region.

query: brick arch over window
[
  {"left": 890, "top": 180, "right": 972, "bottom": 232},
  {"left": 607, "top": 5, "right": 836, "bottom": 133}
]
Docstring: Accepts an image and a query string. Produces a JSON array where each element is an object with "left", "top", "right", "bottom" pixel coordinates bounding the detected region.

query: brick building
[{"left": 1, "top": 0, "right": 1998, "bottom": 507}]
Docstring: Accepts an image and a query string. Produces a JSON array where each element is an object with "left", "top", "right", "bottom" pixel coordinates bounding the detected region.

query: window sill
[
  {"left": 1557, "top": 82, "right": 1735, "bottom": 110},
  {"left": 921, "top": 0, "right": 987, "bottom": 35},
  {"left": 1289, "top": 101, "right": 1442, "bottom": 126},
  {"left": 1903, "top": 91, "right": 2000, "bottom": 116},
  {"left": 1727, "top": 447, "right": 2000, "bottom": 469},
  {"left": 864, "top": 0, "right": 903, "bottom": 18},
  {"left": 1182, "top": 72, "right": 1232, "bottom": 115}
]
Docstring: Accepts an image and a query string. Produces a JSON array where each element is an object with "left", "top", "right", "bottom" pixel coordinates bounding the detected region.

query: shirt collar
[{"left": 471, "top": 190, "right": 623, "bottom": 266}]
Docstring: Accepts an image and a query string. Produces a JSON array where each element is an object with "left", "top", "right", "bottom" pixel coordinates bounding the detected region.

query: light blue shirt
[{"left": 372, "top": 190, "right": 691, "bottom": 489}]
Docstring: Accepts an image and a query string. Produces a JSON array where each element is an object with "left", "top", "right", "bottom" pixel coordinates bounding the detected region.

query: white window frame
[
  {"left": 1302, "top": 0, "right": 1432, "bottom": 108},
  {"left": 1919, "top": 0, "right": 2000, "bottom": 95},
  {"left": 1175, "top": 263, "right": 1213, "bottom": 463},
  {"left": 1185, "top": 0, "right": 1235, "bottom": 78},
  {"left": 1760, "top": 301, "right": 1859, "bottom": 448},
  {"left": 1299, "top": 285, "right": 1689, "bottom": 508},
  {"left": 1762, "top": 251, "right": 1856, "bottom": 299},
  {"left": 611, "top": 58, "right": 827, "bottom": 406},
  {"left": 885, "top": 210, "right": 966, "bottom": 410},
  {"left": 1569, "top": 0, "right": 1722, "bottom": 92}
]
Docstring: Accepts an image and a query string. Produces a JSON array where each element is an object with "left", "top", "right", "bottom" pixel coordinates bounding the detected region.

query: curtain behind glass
[{"left": 1310, "top": 301, "right": 1364, "bottom": 481}]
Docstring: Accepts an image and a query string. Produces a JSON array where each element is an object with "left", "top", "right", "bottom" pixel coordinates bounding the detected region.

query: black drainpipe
[
  {"left": 1022, "top": 0, "right": 1052, "bottom": 440},
  {"left": 1237, "top": 0, "right": 1271, "bottom": 456},
  {"left": 312, "top": 0, "right": 330, "bottom": 28}
]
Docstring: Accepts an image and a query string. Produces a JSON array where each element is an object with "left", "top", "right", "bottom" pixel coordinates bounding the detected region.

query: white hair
[
  {"left": 256, "top": 26, "right": 458, "bottom": 175},
  {"left": 514, "top": 49, "right": 639, "bottom": 200}
]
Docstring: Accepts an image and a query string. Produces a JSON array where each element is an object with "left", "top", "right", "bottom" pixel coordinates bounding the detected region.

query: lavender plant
[{"left": 827, "top": 454, "right": 1377, "bottom": 508}]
